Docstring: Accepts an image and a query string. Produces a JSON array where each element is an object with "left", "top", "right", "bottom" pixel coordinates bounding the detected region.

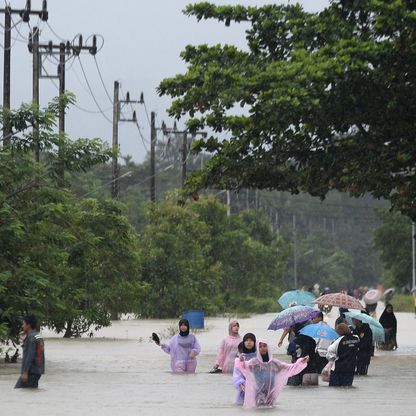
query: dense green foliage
[
  {"left": 159, "top": 0, "right": 416, "bottom": 220},
  {"left": 373, "top": 209, "right": 412, "bottom": 289},
  {"left": 0, "top": 98, "right": 145, "bottom": 341},
  {"left": 138, "top": 196, "right": 287, "bottom": 318}
]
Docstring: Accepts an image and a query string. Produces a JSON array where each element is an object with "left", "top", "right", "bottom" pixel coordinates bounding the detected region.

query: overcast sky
[{"left": 1, "top": 0, "right": 329, "bottom": 162}]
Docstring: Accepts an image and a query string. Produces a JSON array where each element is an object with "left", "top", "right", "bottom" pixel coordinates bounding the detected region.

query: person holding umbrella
[
  {"left": 326, "top": 323, "right": 359, "bottom": 387},
  {"left": 287, "top": 321, "right": 318, "bottom": 385},
  {"left": 351, "top": 316, "right": 373, "bottom": 375}
]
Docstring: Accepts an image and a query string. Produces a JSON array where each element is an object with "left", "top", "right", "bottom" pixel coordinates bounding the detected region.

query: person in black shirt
[
  {"left": 352, "top": 317, "right": 373, "bottom": 375},
  {"left": 287, "top": 321, "right": 317, "bottom": 385},
  {"left": 326, "top": 323, "right": 359, "bottom": 387}
]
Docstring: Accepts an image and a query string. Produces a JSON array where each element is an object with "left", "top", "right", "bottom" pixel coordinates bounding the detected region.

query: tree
[
  {"left": 138, "top": 196, "right": 222, "bottom": 318},
  {"left": 159, "top": 1, "right": 416, "bottom": 219},
  {"left": 373, "top": 209, "right": 412, "bottom": 288},
  {"left": 0, "top": 97, "right": 145, "bottom": 340}
]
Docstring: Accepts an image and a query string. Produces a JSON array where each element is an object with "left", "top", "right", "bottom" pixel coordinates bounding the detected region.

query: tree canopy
[{"left": 159, "top": 0, "right": 416, "bottom": 219}]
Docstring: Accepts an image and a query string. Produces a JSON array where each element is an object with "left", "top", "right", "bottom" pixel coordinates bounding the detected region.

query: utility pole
[
  {"left": 293, "top": 214, "right": 298, "bottom": 289},
  {"left": 29, "top": 33, "right": 98, "bottom": 173},
  {"left": 412, "top": 222, "right": 415, "bottom": 290},
  {"left": 182, "top": 131, "right": 188, "bottom": 188},
  {"left": 32, "top": 26, "right": 40, "bottom": 162},
  {"left": 150, "top": 111, "right": 156, "bottom": 202},
  {"left": 1, "top": 0, "right": 48, "bottom": 145},
  {"left": 2, "top": 6, "right": 11, "bottom": 145},
  {"left": 111, "top": 87, "right": 144, "bottom": 199},
  {"left": 112, "top": 81, "right": 120, "bottom": 199}
]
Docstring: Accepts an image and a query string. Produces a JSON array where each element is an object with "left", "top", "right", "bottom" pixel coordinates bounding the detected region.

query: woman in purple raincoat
[
  {"left": 232, "top": 333, "right": 256, "bottom": 404},
  {"left": 160, "top": 319, "right": 201, "bottom": 373}
]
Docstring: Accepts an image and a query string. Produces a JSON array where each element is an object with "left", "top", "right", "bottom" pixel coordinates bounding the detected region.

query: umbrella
[
  {"left": 344, "top": 311, "right": 385, "bottom": 343},
  {"left": 268, "top": 305, "right": 320, "bottom": 331},
  {"left": 299, "top": 322, "right": 338, "bottom": 341},
  {"left": 363, "top": 289, "right": 382, "bottom": 305},
  {"left": 313, "top": 293, "right": 363, "bottom": 310},
  {"left": 382, "top": 288, "right": 395, "bottom": 299},
  {"left": 278, "top": 290, "right": 316, "bottom": 309}
]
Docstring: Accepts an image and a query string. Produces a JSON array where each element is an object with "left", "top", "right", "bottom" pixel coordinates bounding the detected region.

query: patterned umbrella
[
  {"left": 363, "top": 289, "right": 382, "bottom": 305},
  {"left": 344, "top": 311, "right": 385, "bottom": 343},
  {"left": 299, "top": 322, "right": 339, "bottom": 341},
  {"left": 278, "top": 290, "right": 316, "bottom": 309},
  {"left": 313, "top": 293, "right": 363, "bottom": 310},
  {"left": 267, "top": 305, "right": 320, "bottom": 331}
]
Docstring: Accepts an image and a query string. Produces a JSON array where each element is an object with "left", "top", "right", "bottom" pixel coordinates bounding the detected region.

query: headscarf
[
  {"left": 228, "top": 320, "right": 240, "bottom": 337},
  {"left": 242, "top": 333, "right": 256, "bottom": 354},
  {"left": 256, "top": 339, "right": 271, "bottom": 363},
  {"left": 379, "top": 304, "right": 397, "bottom": 329},
  {"left": 178, "top": 318, "right": 190, "bottom": 337}
]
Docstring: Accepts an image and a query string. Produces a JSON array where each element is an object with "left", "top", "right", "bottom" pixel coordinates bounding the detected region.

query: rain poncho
[
  {"left": 236, "top": 340, "right": 307, "bottom": 408},
  {"left": 232, "top": 333, "right": 256, "bottom": 404},
  {"left": 161, "top": 320, "right": 201, "bottom": 373},
  {"left": 215, "top": 320, "right": 242, "bottom": 373}
]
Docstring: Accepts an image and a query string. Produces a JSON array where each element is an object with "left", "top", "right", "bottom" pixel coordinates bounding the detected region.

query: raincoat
[
  {"left": 236, "top": 340, "right": 307, "bottom": 408},
  {"left": 215, "top": 320, "right": 242, "bottom": 373},
  {"left": 232, "top": 352, "right": 256, "bottom": 404},
  {"left": 161, "top": 333, "right": 201, "bottom": 373}
]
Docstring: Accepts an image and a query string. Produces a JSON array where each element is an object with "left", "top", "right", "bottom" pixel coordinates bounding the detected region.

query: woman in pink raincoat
[
  {"left": 160, "top": 319, "right": 201, "bottom": 373},
  {"left": 236, "top": 339, "right": 308, "bottom": 408},
  {"left": 211, "top": 320, "right": 242, "bottom": 373}
]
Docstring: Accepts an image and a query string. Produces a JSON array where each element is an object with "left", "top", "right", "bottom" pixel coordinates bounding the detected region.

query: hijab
[
  {"left": 228, "top": 320, "right": 240, "bottom": 337},
  {"left": 256, "top": 340, "right": 271, "bottom": 363},
  {"left": 242, "top": 333, "right": 256, "bottom": 354},
  {"left": 178, "top": 318, "right": 190, "bottom": 337},
  {"left": 379, "top": 304, "right": 397, "bottom": 329}
]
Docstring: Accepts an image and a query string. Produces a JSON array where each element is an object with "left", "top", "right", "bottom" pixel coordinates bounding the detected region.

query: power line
[
  {"left": 93, "top": 55, "right": 113, "bottom": 105},
  {"left": 76, "top": 56, "right": 112, "bottom": 124},
  {"left": 45, "top": 20, "right": 66, "bottom": 42}
]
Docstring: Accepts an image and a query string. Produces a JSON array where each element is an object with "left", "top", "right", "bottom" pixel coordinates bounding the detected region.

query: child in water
[
  {"left": 211, "top": 320, "right": 242, "bottom": 374},
  {"left": 158, "top": 319, "right": 201, "bottom": 373},
  {"left": 232, "top": 333, "right": 256, "bottom": 404},
  {"left": 236, "top": 340, "right": 309, "bottom": 408}
]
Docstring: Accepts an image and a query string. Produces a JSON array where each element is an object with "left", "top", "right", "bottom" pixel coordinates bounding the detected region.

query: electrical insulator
[
  {"left": 173, "top": 121, "right": 177, "bottom": 131},
  {"left": 162, "top": 121, "right": 167, "bottom": 135},
  {"left": 48, "top": 41, "right": 53, "bottom": 54},
  {"left": 41, "top": 0, "right": 48, "bottom": 21},
  {"left": 140, "top": 92, "right": 144, "bottom": 103},
  {"left": 126, "top": 92, "right": 130, "bottom": 102},
  {"left": 78, "top": 35, "right": 83, "bottom": 48},
  {"left": 132, "top": 111, "right": 137, "bottom": 122},
  {"left": 66, "top": 41, "right": 71, "bottom": 55},
  {"left": 90, "top": 35, "right": 97, "bottom": 55}
]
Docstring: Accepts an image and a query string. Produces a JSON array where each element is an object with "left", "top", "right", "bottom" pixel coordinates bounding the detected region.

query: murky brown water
[{"left": 1, "top": 307, "right": 416, "bottom": 415}]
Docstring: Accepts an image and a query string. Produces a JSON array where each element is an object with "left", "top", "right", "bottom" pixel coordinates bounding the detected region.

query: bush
[
  {"left": 232, "top": 296, "right": 279, "bottom": 314},
  {"left": 390, "top": 294, "right": 414, "bottom": 313}
]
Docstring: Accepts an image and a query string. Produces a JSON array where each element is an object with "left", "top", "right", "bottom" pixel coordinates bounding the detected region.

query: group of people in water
[{"left": 154, "top": 303, "right": 398, "bottom": 409}]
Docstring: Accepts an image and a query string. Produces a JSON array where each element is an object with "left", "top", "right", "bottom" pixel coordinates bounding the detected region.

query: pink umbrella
[
  {"left": 313, "top": 293, "right": 363, "bottom": 310},
  {"left": 363, "top": 289, "right": 382, "bottom": 305}
]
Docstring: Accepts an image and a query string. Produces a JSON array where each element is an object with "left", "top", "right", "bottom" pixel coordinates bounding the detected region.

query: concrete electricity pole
[
  {"left": 28, "top": 33, "right": 98, "bottom": 176},
  {"left": 111, "top": 85, "right": 144, "bottom": 199},
  {"left": 112, "top": 81, "right": 120, "bottom": 199},
  {"left": 1, "top": 0, "right": 48, "bottom": 145}
]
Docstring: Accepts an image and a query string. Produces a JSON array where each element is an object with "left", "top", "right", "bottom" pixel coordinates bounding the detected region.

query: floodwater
[{"left": 1, "top": 306, "right": 415, "bottom": 416}]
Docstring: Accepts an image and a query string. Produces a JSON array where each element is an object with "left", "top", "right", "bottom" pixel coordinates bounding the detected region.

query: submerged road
[{"left": 1, "top": 308, "right": 415, "bottom": 415}]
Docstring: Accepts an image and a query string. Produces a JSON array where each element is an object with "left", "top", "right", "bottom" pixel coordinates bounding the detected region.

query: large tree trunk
[{"left": 63, "top": 320, "right": 73, "bottom": 338}]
